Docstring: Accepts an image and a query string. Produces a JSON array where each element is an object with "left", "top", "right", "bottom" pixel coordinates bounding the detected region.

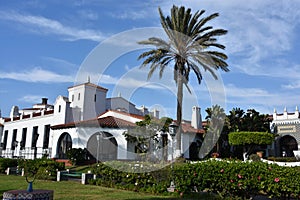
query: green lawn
[{"left": 0, "top": 175, "right": 218, "bottom": 200}]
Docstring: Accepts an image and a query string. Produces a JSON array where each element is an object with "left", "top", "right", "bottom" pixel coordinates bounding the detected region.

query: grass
[{"left": 0, "top": 174, "right": 219, "bottom": 200}]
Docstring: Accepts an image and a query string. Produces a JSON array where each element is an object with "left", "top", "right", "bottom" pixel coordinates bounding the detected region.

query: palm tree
[
  {"left": 228, "top": 107, "right": 245, "bottom": 132},
  {"left": 138, "top": 5, "right": 229, "bottom": 153}
]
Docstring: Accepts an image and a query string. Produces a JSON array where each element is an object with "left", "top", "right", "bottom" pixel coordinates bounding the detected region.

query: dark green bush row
[
  {"left": 90, "top": 161, "right": 171, "bottom": 194},
  {"left": 0, "top": 158, "right": 18, "bottom": 173},
  {"left": 90, "top": 160, "right": 300, "bottom": 199},
  {"left": 174, "top": 160, "right": 300, "bottom": 199},
  {"left": 18, "top": 158, "right": 65, "bottom": 180}
]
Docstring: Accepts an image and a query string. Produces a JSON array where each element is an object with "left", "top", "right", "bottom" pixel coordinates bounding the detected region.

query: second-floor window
[
  {"left": 31, "top": 126, "right": 39, "bottom": 148},
  {"left": 2, "top": 130, "right": 8, "bottom": 150},
  {"left": 20, "top": 128, "right": 27, "bottom": 150},
  {"left": 43, "top": 125, "right": 50, "bottom": 149},
  {"left": 11, "top": 129, "right": 17, "bottom": 150}
]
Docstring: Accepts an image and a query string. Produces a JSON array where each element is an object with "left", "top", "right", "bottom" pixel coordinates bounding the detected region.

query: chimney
[
  {"left": 42, "top": 98, "right": 48, "bottom": 105},
  {"left": 191, "top": 106, "right": 202, "bottom": 129}
]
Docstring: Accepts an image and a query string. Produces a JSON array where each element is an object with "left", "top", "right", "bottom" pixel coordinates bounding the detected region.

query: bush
[
  {"left": 89, "top": 159, "right": 300, "bottom": 199},
  {"left": 229, "top": 132, "right": 274, "bottom": 145},
  {"left": 18, "top": 158, "right": 65, "bottom": 180},
  {"left": 67, "top": 148, "right": 94, "bottom": 165},
  {"left": 0, "top": 158, "right": 18, "bottom": 173},
  {"left": 249, "top": 154, "right": 261, "bottom": 162}
]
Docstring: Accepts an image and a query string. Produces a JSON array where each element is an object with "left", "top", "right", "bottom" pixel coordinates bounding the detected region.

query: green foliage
[
  {"left": 0, "top": 158, "right": 18, "bottom": 173},
  {"left": 18, "top": 158, "right": 65, "bottom": 180},
  {"left": 90, "top": 161, "right": 171, "bottom": 194},
  {"left": 249, "top": 154, "right": 261, "bottom": 162},
  {"left": 123, "top": 115, "right": 172, "bottom": 154},
  {"left": 228, "top": 132, "right": 275, "bottom": 146},
  {"left": 89, "top": 160, "right": 300, "bottom": 199},
  {"left": 67, "top": 148, "right": 90, "bottom": 165}
]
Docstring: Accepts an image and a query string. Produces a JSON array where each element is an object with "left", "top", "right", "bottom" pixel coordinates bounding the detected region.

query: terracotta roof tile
[
  {"left": 51, "top": 116, "right": 136, "bottom": 130},
  {"left": 181, "top": 123, "right": 205, "bottom": 134}
]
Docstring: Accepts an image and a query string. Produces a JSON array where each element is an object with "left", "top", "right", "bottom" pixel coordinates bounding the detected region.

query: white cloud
[
  {"left": 282, "top": 81, "right": 300, "bottom": 90},
  {"left": 77, "top": 10, "right": 99, "bottom": 20},
  {"left": 164, "top": 1, "right": 300, "bottom": 78},
  {"left": 18, "top": 95, "right": 44, "bottom": 104},
  {"left": 225, "top": 84, "right": 272, "bottom": 98},
  {"left": 0, "top": 11, "right": 105, "bottom": 42},
  {"left": 0, "top": 67, "right": 74, "bottom": 83}
]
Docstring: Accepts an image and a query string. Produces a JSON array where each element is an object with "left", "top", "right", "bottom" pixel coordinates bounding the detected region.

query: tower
[
  {"left": 191, "top": 106, "right": 202, "bottom": 129},
  {"left": 68, "top": 82, "right": 108, "bottom": 121}
]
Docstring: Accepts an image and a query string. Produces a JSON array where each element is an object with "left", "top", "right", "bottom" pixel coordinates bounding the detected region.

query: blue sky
[{"left": 0, "top": 0, "right": 300, "bottom": 120}]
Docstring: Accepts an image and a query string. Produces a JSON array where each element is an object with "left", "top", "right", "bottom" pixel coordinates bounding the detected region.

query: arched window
[
  {"left": 57, "top": 132, "right": 72, "bottom": 159},
  {"left": 87, "top": 132, "right": 117, "bottom": 161}
]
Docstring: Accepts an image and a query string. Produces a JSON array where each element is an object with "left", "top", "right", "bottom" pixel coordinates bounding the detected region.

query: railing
[{"left": 0, "top": 147, "right": 52, "bottom": 159}]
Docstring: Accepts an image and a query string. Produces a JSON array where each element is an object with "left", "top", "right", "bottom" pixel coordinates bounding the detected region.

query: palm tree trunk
[{"left": 176, "top": 71, "right": 183, "bottom": 155}]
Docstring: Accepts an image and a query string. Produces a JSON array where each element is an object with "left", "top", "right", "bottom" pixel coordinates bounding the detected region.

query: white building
[
  {"left": 269, "top": 107, "right": 300, "bottom": 157},
  {"left": 0, "top": 81, "right": 204, "bottom": 162}
]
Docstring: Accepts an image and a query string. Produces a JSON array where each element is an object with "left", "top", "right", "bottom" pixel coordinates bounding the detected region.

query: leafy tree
[
  {"left": 123, "top": 115, "right": 172, "bottom": 154},
  {"left": 228, "top": 107, "right": 245, "bottom": 132},
  {"left": 138, "top": 5, "right": 229, "bottom": 153},
  {"left": 229, "top": 131, "right": 275, "bottom": 158},
  {"left": 241, "top": 109, "right": 271, "bottom": 132},
  {"left": 67, "top": 148, "right": 92, "bottom": 165}
]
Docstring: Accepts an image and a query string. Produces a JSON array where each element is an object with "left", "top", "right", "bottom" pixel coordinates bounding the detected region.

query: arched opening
[
  {"left": 280, "top": 135, "right": 298, "bottom": 157},
  {"left": 57, "top": 132, "right": 72, "bottom": 159},
  {"left": 87, "top": 132, "right": 118, "bottom": 161}
]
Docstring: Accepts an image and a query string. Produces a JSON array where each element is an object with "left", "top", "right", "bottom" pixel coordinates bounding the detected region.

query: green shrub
[
  {"left": 229, "top": 132, "right": 274, "bottom": 145},
  {"left": 89, "top": 159, "right": 300, "bottom": 199},
  {"left": 18, "top": 158, "right": 65, "bottom": 180},
  {"left": 0, "top": 158, "right": 18, "bottom": 173},
  {"left": 249, "top": 154, "right": 261, "bottom": 162}
]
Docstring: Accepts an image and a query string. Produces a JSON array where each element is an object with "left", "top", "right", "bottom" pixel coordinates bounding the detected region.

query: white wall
[{"left": 2, "top": 113, "right": 54, "bottom": 158}]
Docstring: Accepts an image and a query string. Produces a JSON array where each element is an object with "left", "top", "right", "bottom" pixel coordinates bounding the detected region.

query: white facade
[
  {"left": 0, "top": 81, "right": 204, "bottom": 161},
  {"left": 269, "top": 107, "right": 300, "bottom": 157}
]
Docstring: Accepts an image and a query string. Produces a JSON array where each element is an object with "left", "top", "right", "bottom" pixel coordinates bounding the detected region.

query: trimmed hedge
[
  {"left": 229, "top": 131, "right": 274, "bottom": 145},
  {"left": 90, "top": 160, "right": 300, "bottom": 199},
  {"left": 0, "top": 158, "right": 18, "bottom": 173}
]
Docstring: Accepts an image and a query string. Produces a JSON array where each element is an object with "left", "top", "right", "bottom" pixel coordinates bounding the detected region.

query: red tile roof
[
  {"left": 51, "top": 116, "right": 136, "bottom": 130},
  {"left": 174, "top": 120, "right": 205, "bottom": 134},
  {"left": 181, "top": 122, "right": 205, "bottom": 134}
]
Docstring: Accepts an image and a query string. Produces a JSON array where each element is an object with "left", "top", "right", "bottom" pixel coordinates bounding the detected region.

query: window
[
  {"left": 31, "top": 126, "right": 39, "bottom": 148},
  {"left": 11, "top": 129, "right": 17, "bottom": 150},
  {"left": 2, "top": 130, "right": 8, "bottom": 150},
  {"left": 43, "top": 125, "right": 50, "bottom": 149},
  {"left": 20, "top": 128, "right": 27, "bottom": 150},
  {"left": 58, "top": 105, "right": 61, "bottom": 113},
  {"left": 72, "top": 94, "right": 74, "bottom": 101},
  {"left": 78, "top": 93, "right": 80, "bottom": 100},
  {"left": 94, "top": 94, "right": 97, "bottom": 102}
]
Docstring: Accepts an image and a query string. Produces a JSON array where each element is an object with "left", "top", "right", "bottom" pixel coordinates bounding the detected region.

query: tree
[
  {"left": 123, "top": 115, "right": 172, "bottom": 156},
  {"left": 229, "top": 131, "right": 275, "bottom": 158},
  {"left": 228, "top": 107, "right": 245, "bottom": 132},
  {"left": 241, "top": 109, "right": 271, "bottom": 132},
  {"left": 138, "top": 5, "right": 229, "bottom": 153},
  {"left": 202, "top": 105, "right": 226, "bottom": 158}
]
